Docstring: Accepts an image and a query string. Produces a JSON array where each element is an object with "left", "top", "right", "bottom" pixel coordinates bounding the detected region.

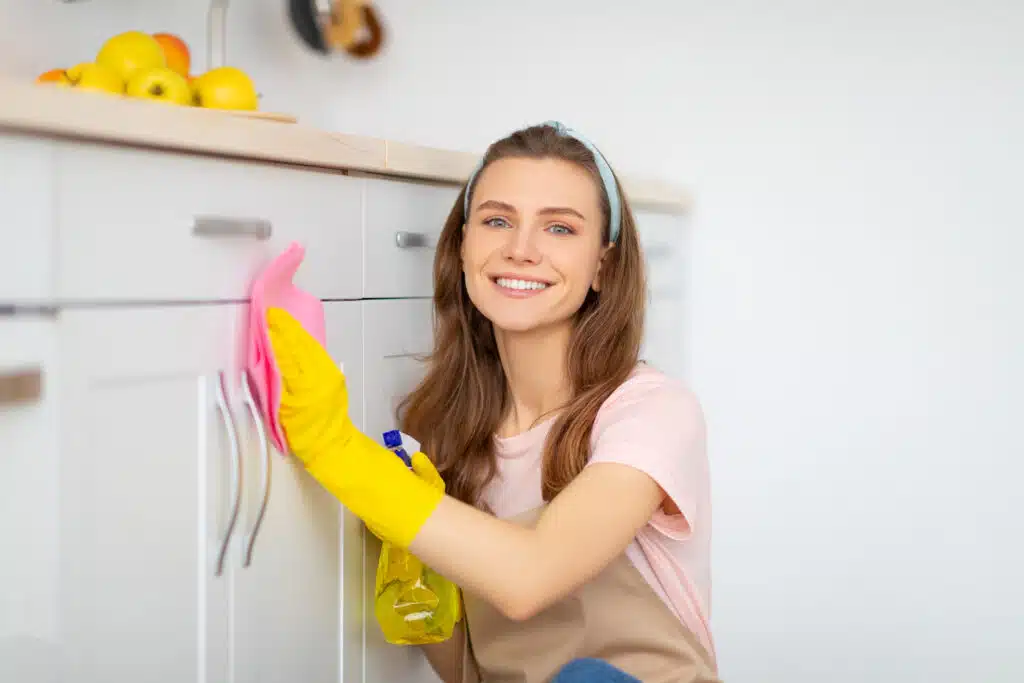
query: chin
[
  {"left": 477, "top": 302, "right": 573, "bottom": 336},
  {"left": 467, "top": 299, "right": 540, "bottom": 335},
  {"left": 487, "top": 315, "right": 549, "bottom": 335}
]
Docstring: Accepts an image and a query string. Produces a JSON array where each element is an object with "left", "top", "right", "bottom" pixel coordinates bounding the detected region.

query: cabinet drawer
[
  {"left": 54, "top": 142, "right": 363, "bottom": 303},
  {"left": 362, "top": 177, "right": 459, "bottom": 298},
  {"left": 0, "top": 134, "right": 55, "bottom": 302}
]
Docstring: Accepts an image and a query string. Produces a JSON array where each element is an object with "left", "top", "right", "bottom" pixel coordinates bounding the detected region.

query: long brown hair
[{"left": 398, "top": 123, "right": 647, "bottom": 507}]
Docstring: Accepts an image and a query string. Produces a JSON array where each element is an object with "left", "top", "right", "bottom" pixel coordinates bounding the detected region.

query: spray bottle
[{"left": 373, "top": 430, "right": 460, "bottom": 645}]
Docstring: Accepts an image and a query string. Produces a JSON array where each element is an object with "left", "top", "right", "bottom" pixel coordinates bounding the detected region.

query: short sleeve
[{"left": 586, "top": 370, "right": 708, "bottom": 541}]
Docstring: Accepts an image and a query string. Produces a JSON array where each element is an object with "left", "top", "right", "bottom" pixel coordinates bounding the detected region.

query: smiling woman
[
  {"left": 461, "top": 158, "right": 610, "bottom": 333},
  {"left": 263, "top": 121, "right": 718, "bottom": 683}
]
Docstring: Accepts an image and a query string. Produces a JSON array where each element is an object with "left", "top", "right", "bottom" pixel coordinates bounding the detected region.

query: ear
[{"left": 590, "top": 242, "right": 615, "bottom": 292}]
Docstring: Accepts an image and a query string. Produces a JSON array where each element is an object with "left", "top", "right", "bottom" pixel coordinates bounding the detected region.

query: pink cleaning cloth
[{"left": 247, "top": 241, "right": 326, "bottom": 454}]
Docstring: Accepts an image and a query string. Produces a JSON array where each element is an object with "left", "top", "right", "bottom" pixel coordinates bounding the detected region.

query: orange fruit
[
  {"left": 152, "top": 33, "right": 191, "bottom": 78},
  {"left": 36, "top": 68, "right": 71, "bottom": 85}
]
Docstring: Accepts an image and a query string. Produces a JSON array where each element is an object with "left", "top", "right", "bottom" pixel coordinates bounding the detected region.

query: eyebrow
[{"left": 475, "top": 199, "right": 586, "bottom": 221}]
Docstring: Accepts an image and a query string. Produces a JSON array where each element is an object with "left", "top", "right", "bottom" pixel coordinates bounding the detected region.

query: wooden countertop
[{"left": 0, "top": 77, "right": 690, "bottom": 212}]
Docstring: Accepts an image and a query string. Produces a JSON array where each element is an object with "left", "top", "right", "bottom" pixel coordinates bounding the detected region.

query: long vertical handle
[
  {"left": 213, "top": 370, "right": 243, "bottom": 577},
  {"left": 240, "top": 369, "right": 271, "bottom": 568}
]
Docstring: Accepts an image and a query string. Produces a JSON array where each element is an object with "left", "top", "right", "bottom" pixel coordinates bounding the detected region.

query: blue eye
[
  {"left": 547, "top": 224, "right": 575, "bottom": 236},
  {"left": 484, "top": 217, "right": 511, "bottom": 229}
]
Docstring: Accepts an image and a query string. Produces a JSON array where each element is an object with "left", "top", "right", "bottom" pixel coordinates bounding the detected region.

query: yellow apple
[
  {"left": 192, "top": 67, "right": 259, "bottom": 111},
  {"left": 96, "top": 31, "right": 166, "bottom": 83},
  {"left": 126, "top": 66, "right": 192, "bottom": 105},
  {"left": 186, "top": 75, "right": 200, "bottom": 105},
  {"left": 66, "top": 62, "right": 124, "bottom": 94}
]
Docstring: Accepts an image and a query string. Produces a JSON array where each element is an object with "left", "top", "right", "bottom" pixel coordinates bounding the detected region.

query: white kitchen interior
[
  {"left": 0, "top": 20, "right": 689, "bottom": 683},
  {"left": 2, "top": 1, "right": 1022, "bottom": 683}
]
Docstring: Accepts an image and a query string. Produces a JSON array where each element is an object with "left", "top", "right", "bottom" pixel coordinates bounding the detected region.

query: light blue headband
[{"left": 463, "top": 120, "right": 622, "bottom": 244}]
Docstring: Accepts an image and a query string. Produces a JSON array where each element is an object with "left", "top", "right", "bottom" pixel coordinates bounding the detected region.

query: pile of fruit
[{"left": 35, "top": 30, "right": 258, "bottom": 111}]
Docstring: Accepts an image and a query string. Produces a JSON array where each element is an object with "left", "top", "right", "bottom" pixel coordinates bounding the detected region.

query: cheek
[
  {"left": 554, "top": 245, "right": 602, "bottom": 289},
  {"left": 460, "top": 229, "right": 492, "bottom": 271}
]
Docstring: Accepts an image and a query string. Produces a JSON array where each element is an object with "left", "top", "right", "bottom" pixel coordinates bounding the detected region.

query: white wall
[{"left": 3, "top": 1, "right": 1022, "bottom": 681}]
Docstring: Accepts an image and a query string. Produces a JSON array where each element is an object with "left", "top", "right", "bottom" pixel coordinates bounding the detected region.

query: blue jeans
[{"left": 552, "top": 658, "right": 641, "bottom": 682}]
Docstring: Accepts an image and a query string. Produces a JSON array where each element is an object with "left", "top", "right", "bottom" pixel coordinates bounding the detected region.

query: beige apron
[{"left": 457, "top": 507, "right": 722, "bottom": 683}]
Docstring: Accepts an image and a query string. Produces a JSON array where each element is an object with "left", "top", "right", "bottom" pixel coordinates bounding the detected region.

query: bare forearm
[
  {"left": 406, "top": 464, "right": 665, "bottom": 622},
  {"left": 409, "top": 496, "right": 550, "bottom": 621}
]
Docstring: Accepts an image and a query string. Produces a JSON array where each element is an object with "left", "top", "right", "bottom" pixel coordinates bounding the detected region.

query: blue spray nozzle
[
  {"left": 382, "top": 429, "right": 413, "bottom": 468},
  {"left": 383, "top": 429, "right": 403, "bottom": 449}
]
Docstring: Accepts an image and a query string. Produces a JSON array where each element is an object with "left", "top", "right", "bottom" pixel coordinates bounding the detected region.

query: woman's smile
[{"left": 490, "top": 274, "right": 554, "bottom": 298}]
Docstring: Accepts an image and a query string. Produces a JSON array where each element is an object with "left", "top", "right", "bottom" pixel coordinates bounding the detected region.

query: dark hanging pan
[
  {"left": 288, "top": 0, "right": 330, "bottom": 54},
  {"left": 288, "top": 0, "right": 384, "bottom": 58}
]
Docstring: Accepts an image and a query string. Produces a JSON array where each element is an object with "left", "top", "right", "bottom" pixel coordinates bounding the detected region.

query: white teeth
[{"left": 496, "top": 277, "right": 549, "bottom": 291}]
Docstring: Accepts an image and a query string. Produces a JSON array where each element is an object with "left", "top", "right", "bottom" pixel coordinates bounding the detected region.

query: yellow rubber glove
[
  {"left": 365, "top": 450, "right": 446, "bottom": 541},
  {"left": 266, "top": 307, "right": 443, "bottom": 549}
]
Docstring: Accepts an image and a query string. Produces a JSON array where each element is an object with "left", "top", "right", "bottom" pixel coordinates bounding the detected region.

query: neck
[{"left": 494, "top": 322, "right": 573, "bottom": 438}]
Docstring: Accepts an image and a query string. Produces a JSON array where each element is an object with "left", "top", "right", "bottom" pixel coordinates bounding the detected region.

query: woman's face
[{"left": 461, "top": 156, "right": 608, "bottom": 335}]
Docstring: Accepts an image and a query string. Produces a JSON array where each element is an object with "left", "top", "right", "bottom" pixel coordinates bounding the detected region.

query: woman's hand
[
  {"left": 266, "top": 307, "right": 355, "bottom": 466},
  {"left": 365, "top": 450, "right": 447, "bottom": 541},
  {"left": 266, "top": 307, "right": 444, "bottom": 549}
]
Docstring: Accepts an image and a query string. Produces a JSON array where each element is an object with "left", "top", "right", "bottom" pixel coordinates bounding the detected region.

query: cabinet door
[
  {"left": 0, "top": 316, "right": 59, "bottom": 683},
  {"left": 0, "top": 134, "right": 55, "bottom": 303},
  {"left": 56, "top": 305, "right": 239, "bottom": 683},
  {"left": 231, "top": 301, "right": 362, "bottom": 683},
  {"left": 360, "top": 299, "right": 442, "bottom": 683}
]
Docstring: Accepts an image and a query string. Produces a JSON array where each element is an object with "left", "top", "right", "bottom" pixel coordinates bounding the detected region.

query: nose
[{"left": 501, "top": 224, "right": 541, "bottom": 265}]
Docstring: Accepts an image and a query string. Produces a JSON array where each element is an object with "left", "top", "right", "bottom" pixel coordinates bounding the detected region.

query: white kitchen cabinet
[
  {"left": 0, "top": 302, "right": 358, "bottom": 683},
  {"left": 0, "top": 316, "right": 60, "bottom": 683},
  {"left": 56, "top": 304, "right": 239, "bottom": 683},
  {"left": 359, "top": 298, "right": 443, "bottom": 683},
  {"left": 0, "top": 134, "right": 55, "bottom": 303}
]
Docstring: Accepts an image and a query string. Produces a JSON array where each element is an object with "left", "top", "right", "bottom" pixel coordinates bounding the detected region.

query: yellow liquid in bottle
[{"left": 374, "top": 544, "right": 460, "bottom": 645}]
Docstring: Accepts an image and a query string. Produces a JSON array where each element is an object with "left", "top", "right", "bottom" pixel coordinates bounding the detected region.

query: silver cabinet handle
[
  {"left": 0, "top": 366, "right": 42, "bottom": 406},
  {"left": 240, "top": 370, "right": 271, "bottom": 569},
  {"left": 395, "top": 231, "right": 430, "bottom": 249},
  {"left": 213, "top": 370, "right": 243, "bottom": 577},
  {"left": 193, "top": 215, "right": 272, "bottom": 240}
]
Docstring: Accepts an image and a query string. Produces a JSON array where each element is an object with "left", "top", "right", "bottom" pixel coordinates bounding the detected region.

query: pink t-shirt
[{"left": 480, "top": 363, "right": 716, "bottom": 662}]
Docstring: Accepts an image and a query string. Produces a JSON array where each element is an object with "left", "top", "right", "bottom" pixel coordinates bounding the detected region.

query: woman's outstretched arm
[{"left": 409, "top": 461, "right": 665, "bottom": 621}]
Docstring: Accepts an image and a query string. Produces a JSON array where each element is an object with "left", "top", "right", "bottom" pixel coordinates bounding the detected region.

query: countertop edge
[{"left": 0, "top": 78, "right": 692, "bottom": 213}]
